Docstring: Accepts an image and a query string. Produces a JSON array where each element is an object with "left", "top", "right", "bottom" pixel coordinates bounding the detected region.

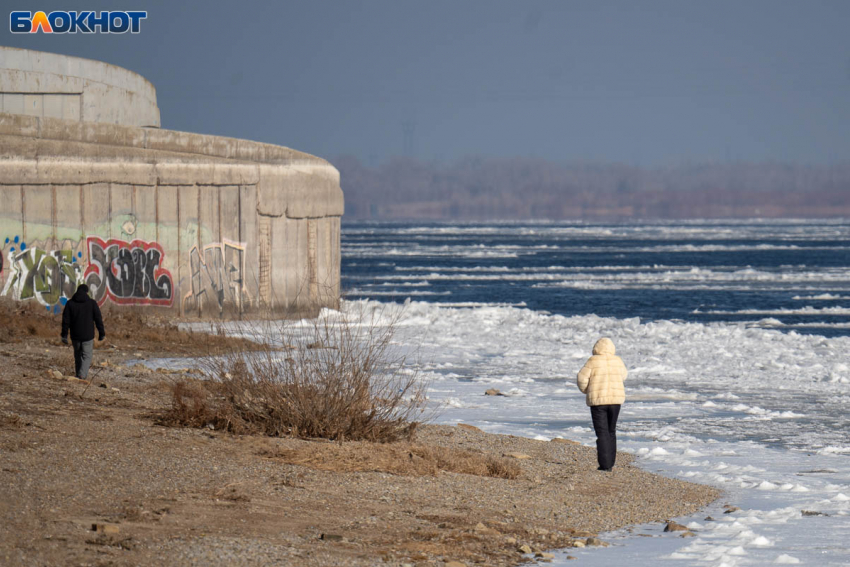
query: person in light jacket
[{"left": 576, "top": 337, "right": 628, "bottom": 472}]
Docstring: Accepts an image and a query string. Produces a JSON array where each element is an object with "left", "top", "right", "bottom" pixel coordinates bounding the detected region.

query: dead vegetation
[
  {"left": 0, "top": 298, "right": 257, "bottom": 354},
  {"left": 259, "top": 441, "right": 521, "bottom": 479},
  {"left": 162, "top": 303, "right": 430, "bottom": 443}
]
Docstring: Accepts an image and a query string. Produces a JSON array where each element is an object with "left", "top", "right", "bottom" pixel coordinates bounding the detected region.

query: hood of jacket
[
  {"left": 72, "top": 288, "right": 90, "bottom": 303},
  {"left": 592, "top": 337, "right": 616, "bottom": 356}
]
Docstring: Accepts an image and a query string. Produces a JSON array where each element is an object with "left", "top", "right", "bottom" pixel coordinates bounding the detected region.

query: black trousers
[{"left": 590, "top": 404, "right": 621, "bottom": 470}]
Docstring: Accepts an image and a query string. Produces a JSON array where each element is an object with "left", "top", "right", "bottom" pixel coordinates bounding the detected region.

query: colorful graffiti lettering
[
  {"left": 2, "top": 236, "right": 84, "bottom": 313},
  {"left": 184, "top": 240, "right": 246, "bottom": 314},
  {"left": 84, "top": 237, "right": 174, "bottom": 307}
]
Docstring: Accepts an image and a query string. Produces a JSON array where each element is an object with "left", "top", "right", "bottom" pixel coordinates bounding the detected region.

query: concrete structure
[
  {"left": 0, "top": 48, "right": 343, "bottom": 317},
  {"left": 0, "top": 47, "right": 160, "bottom": 127}
]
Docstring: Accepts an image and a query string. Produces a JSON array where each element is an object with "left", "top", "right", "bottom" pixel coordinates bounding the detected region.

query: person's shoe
[{"left": 597, "top": 467, "right": 612, "bottom": 472}]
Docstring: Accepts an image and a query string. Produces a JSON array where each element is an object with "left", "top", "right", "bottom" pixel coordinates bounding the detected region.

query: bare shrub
[
  {"left": 167, "top": 379, "right": 215, "bottom": 428},
  {"left": 163, "top": 301, "right": 430, "bottom": 443}
]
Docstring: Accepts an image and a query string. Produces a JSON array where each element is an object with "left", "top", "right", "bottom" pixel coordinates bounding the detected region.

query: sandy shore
[{"left": 0, "top": 306, "right": 720, "bottom": 566}]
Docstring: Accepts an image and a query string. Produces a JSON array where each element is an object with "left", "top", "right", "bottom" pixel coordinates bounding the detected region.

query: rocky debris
[
  {"left": 663, "top": 521, "right": 689, "bottom": 532},
  {"left": 565, "top": 556, "right": 577, "bottom": 561},
  {"left": 723, "top": 505, "right": 741, "bottom": 514},
  {"left": 586, "top": 537, "right": 608, "bottom": 547},
  {"left": 571, "top": 541, "right": 586, "bottom": 548},
  {"left": 535, "top": 551, "right": 555, "bottom": 559},
  {"left": 155, "top": 367, "right": 186, "bottom": 375},
  {"left": 444, "top": 562, "right": 466, "bottom": 567},
  {"left": 506, "top": 452, "right": 532, "bottom": 460},
  {"left": 92, "top": 523, "right": 120, "bottom": 535},
  {"left": 319, "top": 533, "right": 343, "bottom": 542},
  {"left": 473, "top": 522, "right": 500, "bottom": 536},
  {"left": 680, "top": 531, "right": 697, "bottom": 538},
  {"left": 550, "top": 437, "right": 579, "bottom": 445},
  {"left": 517, "top": 544, "right": 533, "bottom": 554},
  {"left": 802, "top": 510, "right": 828, "bottom": 516},
  {"left": 484, "top": 388, "right": 504, "bottom": 396},
  {"left": 456, "top": 423, "right": 482, "bottom": 432},
  {"left": 704, "top": 516, "right": 716, "bottom": 521},
  {"left": 85, "top": 534, "right": 136, "bottom": 550}
]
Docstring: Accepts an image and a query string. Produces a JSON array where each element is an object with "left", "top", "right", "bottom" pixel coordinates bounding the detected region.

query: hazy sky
[{"left": 2, "top": 1, "right": 849, "bottom": 166}]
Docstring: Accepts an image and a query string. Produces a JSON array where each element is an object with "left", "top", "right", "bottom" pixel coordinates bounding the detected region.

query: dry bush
[
  {"left": 167, "top": 379, "right": 215, "bottom": 427},
  {"left": 163, "top": 302, "right": 430, "bottom": 443},
  {"left": 483, "top": 456, "right": 522, "bottom": 479},
  {"left": 261, "top": 441, "right": 521, "bottom": 479}
]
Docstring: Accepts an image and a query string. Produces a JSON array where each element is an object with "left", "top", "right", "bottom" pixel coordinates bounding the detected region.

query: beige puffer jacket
[{"left": 576, "top": 338, "right": 628, "bottom": 406}]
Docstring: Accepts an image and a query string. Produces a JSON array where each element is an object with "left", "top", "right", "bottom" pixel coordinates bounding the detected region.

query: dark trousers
[{"left": 590, "top": 404, "right": 621, "bottom": 470}]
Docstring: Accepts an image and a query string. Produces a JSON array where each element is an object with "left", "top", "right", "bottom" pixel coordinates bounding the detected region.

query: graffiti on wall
[
  {"left": 1, "top": 236, "right": 84, "bottom": 313},
  {"left": 1, "top": 234, "right": 251, "bottom": 313},
  {"left": 184, "top": 240, "right": 246, "bottom": 313},
  {"left": 84, "top": 237, "right": 174, "bottom": 307}
]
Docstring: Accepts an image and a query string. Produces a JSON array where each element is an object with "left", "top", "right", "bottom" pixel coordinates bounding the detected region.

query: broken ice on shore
[{"left": 377, "top": 299, "right": 850, "bottom": 567}]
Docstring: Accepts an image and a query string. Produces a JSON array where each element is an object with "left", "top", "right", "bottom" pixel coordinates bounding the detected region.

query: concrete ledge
[{"left": 0, "top": 113, "right": 344, "bottom": 218}]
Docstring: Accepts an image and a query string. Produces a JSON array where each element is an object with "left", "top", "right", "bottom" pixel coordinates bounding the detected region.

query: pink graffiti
[{"left": 83, "top": 237, "right": 174, "bottom": 307}]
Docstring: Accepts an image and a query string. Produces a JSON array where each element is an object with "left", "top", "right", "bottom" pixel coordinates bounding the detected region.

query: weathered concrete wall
[
  {"left": 0, "top": 112, "right": 343, "bottom": 318},
  {"left": 0, "top": 47, "right": 160, "bottom": 128}
]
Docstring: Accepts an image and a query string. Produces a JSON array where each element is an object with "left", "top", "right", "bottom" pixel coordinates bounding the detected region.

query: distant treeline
[{"left": 334, "top": 156, "right": 850, "bottom": 219}]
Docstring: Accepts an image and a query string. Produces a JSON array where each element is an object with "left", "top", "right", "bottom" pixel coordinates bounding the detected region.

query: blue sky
[{"left": 3, "top": 0, "right": 849, "bottom": 166}]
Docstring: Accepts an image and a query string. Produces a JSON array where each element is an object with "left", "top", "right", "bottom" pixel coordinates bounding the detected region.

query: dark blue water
[{"left": 341, "top": 220, "right": 850, "bottom": 337}]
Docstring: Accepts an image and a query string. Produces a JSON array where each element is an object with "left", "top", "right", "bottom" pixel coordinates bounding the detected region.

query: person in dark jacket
[{"left": 61, "top": 284, "right": 105, "bottom": 380}]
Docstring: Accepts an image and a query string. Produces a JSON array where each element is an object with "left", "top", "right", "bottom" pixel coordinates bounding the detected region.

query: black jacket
[{"left": 61, "top": 289, "right": 105, "bottom": 342}]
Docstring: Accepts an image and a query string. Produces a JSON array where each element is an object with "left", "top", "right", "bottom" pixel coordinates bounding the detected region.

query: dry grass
[
  {"left": 0, "top": 298, "right": 257, "bottom": 354},
  {"left": 260, "top": 441, "right": 521, "bottom": 479},
  {"left": 0, "top": 300, "right": 56, "bottom": 343},
  {"left": 165, "top": 379, "right": 220, "bottom": 428}
]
